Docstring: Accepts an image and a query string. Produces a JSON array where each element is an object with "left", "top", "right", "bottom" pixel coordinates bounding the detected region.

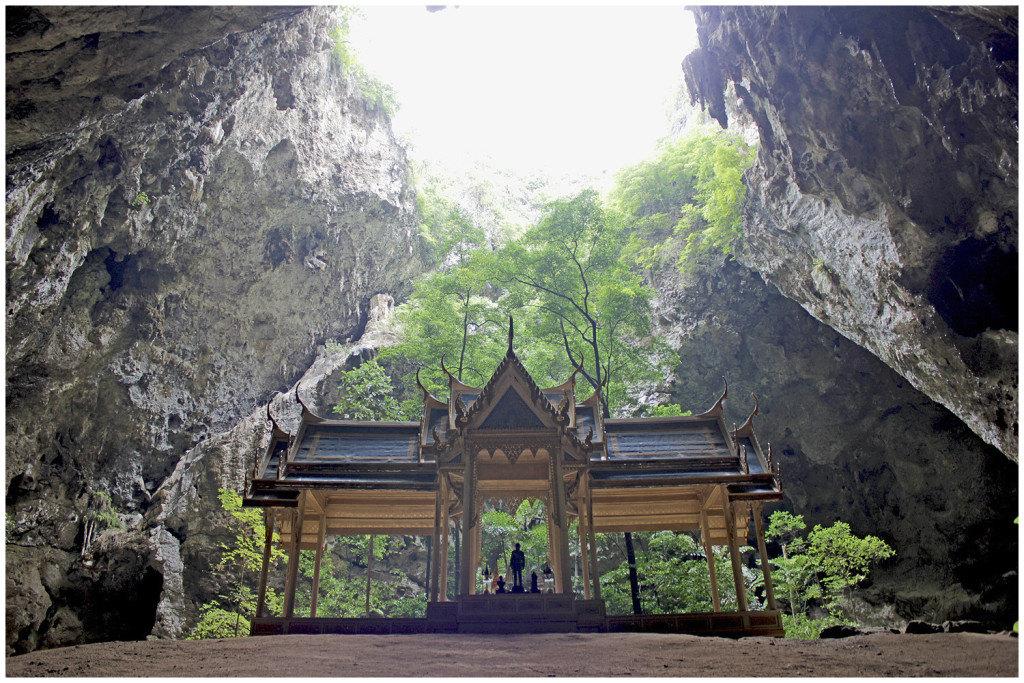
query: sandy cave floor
[{"left": 5, "top": 632, "right": 1018, "bottom": 677}]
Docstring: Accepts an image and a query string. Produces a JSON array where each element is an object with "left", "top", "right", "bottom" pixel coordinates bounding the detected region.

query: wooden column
[
  {"left": 722, "top": 494, "right": 748, "bottom": 612},
  {"left": 469, "top": 499, "right": 483, "bottom": 595},
  {"left": 752, "top": 502, "right": 778, "bottom": 611},
  {"left": 460, "top": 455, "right": 477, "bottom": 595},
  {"left": 585, "top": 474, "right": 601, "bottom": 600},
  {"left": 282, "top": 499, "right": 306, "bottom": 618},
  {"left": 309, "top": 514, "right": 326, "bottom": 617},
  {"left": 700, "top": 512, "right": 721, "bottom": 612},
  {"left": 548, "top": 450, "right": 572, "bottom": 594},
  {"left": 579, "top": 510, "right": 592, "bottom": 600},
  {"left": 255, "top": 510, "right": 275, "bottom": 618},
  {"left": 429, "top": 482, "right": 443, "bottom": 602},
  {"left": 440, "top": 486, "right": 451, "bottom": 601}
]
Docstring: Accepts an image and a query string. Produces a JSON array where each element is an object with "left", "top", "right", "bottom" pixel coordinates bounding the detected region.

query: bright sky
[{"left": 350, "top": 5, "right": 698, "bottom": 179}]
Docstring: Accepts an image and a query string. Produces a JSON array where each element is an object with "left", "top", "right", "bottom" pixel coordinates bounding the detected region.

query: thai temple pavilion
[{"left": 243, "top": 325, "right": 784, "bottom": 636}]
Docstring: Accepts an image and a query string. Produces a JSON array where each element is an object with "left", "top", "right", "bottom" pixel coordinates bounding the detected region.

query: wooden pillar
[
  {"left": 440, "top": 488, "right": 451, "bottom": 601},
  {"left": 722, "top": 494, "right": 748, "bottom": 612},
  {"left": 429, "top": 482, "right": 443, "bottom": 602},
  {"left": 752, "top": 502, "right": 778, "bottom": 611},
  {"left": 255, "top": 510, "right": 275, "bottom": 618},
  {"left": 309, "top": 515, "right": 326, "bottom": 617},
  {"left": 548, "top": 450, "right": 572, "bottom": 594},
  {"left": 365, "top": 534, "right": 375, "bottom": 616},
  {"left": 469, "top": 500, "right": 483, "bottom": 595},
  {"left": 585, "top": 475, "right": 601, "bottom": 600},
  {"left": 282, "top": 500, "right": 306, "bottom": 618},
  {"left": 459, "top": 455, "right": 476, "bottom": 595},
  {"left": 700, "top": 513, "right": 721, "bottom": 612},
  {"left": 579, "top": 511, "right": 592, "bottom": 600}
]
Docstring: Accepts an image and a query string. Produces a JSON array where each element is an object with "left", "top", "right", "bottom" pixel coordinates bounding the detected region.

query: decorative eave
[
  {"left": 730, "top": 393, "right": 759, "bottom": 439},
  {"left": 694, "top": 377, "right": 728, "bottom": 419},
  {"left": 266, "top": 401, "right": 291, "bottom": 440},
  {"left": 441, "top": 354, "right": 478, "bottom": 392},
  {"left": 542, "top": 363, "right": 579, "bottom": 395},
  {"left": 416, "top": 368, "right": 447, "bottom": 409},
  {"left": 295, "top": 385, "right": 328, "bottom": 425}
]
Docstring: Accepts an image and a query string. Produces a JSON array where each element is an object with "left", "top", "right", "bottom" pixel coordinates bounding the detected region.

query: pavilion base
[{"left": 251, "top": 597, "right": 784, "bottom": 637}]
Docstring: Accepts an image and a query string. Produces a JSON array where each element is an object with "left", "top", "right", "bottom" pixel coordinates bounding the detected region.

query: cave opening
[
  {"left": 102, "top": 250, "right": 131, "bottom": 292},
  {"left": 928, "top": 235, "right": 1017, "bottom": 337}
]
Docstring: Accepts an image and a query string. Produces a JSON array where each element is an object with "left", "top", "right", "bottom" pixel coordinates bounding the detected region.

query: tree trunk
[{"left": 624, "top": 531, "right": 642, "bottom": 615}]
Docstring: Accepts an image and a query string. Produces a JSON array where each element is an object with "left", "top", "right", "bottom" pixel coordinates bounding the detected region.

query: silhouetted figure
[
  {"left": 530, "top": 571, "right": 540, "bottom": 593},
  {"left": 496, "top": 575, "right": 506, "bottom": 593},
  {"left": 509, "top": 543, "right": 526, "bottom": 589}
]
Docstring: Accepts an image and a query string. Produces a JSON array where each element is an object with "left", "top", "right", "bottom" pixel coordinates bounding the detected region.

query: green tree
[
  {"left": 765, "top": 511, "right": 894, "bottom": 638},
  {"left": 801, "top": 521, "right": 895, "bottom": 615},
  {"left": 613, "top": 128, "right": 755, "bottom": 271},
  {"left": 332, "top": 358, "right": 407, "bottom": 420},
  {"left": 81, "top": 491, "right": 120, "bottom": 557},
  {"left": 188, "top": 490, "right": 286, "bottom": 639},
  {"left": 290, "top": 536, "right": 427, "bottom": 618},
  {"left": 597, "top": 531, "right": 753, "bottom": 615},
  {"left": 480, "top": 499, "right": 549, "bottom": 582},
  {"left": 493, "top": 189, "right": 672, "bottom": 416}
]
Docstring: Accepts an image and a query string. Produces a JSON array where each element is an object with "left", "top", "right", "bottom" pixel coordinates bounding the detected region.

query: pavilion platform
[{"left": 250, "top": 595, "right": 784, "bottom": 637}]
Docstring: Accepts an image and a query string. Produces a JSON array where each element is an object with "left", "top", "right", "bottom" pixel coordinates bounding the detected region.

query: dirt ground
[{"left": 5, "top": 632, "right": 1018, "bottom": 677}]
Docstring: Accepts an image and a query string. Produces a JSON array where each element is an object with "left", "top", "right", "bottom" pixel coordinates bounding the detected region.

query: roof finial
[
  {"left": 295, "top": 385, "right": 312, "bottom": 416},
  {"left": 508, "top": 315, "right": 515, "bottom": 356},
  {"left": 440, "top": 354, "right": 458, "bottom": 383},
  {"left": 266, "top": 401, "right": 287, "bottom": 435}
]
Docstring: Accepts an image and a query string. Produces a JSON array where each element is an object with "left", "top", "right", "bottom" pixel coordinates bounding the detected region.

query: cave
[
  {"left": 929, "top": 235, "right": 1018, "bottom": 339},
  {"left": 4, "top": 4, "right": 1016, "bottom": 663}
]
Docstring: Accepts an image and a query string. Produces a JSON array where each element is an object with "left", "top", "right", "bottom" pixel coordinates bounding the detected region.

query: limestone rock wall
[
  {"left": 682, "top": 6, "right": 1018, "bottom": 459},
  {"left": 653, "top": 260, "right": 1017, "bottom": 625},
  {"left": 6, "top": 7, "right": 424, "bottom": 654}
]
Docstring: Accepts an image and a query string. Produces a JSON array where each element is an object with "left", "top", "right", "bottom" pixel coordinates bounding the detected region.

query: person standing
[{"left": 509, "top": 542, "right": 526, "bottom": 591}]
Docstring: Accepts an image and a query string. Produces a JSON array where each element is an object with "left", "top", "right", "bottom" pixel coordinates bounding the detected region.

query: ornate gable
[{"left": 461, "top": 352, "right": 563, "bottom": 432}]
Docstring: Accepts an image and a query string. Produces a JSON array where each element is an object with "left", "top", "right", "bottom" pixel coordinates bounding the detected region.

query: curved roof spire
[
  {"left": 294, "top": 384, "right": 325, "bottom": 422},
  {"left": 440, "top": 354, "right": 457, "bottom": 383},
  {"left": 266, "top": 401, "right": 288, "bottom": 436},
  {"left": 416, "top": 368, "right": 444, "bottom": 405},
  {"left": 507, "top": 315, "right": 515, "bottom": 356},
  {"left": 695, "top": 377, "right": 728, "bottom": 418},
  {"left": 732, "top": 392, "right": 760, "bottom": 436}
]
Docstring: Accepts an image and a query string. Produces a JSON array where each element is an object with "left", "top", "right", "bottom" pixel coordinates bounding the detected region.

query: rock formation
[
  {"left": 682, "top": 6, "right": 1018, "bottom": 459},
  {"left": 4, "top": 4, "right": 1017, "bottom": 654},
  {"left": 6, "top": 7, "right": 424, "bottom": 653},
  {"left": 653, "top": 259, "right": 1017, "bottom": 625}
]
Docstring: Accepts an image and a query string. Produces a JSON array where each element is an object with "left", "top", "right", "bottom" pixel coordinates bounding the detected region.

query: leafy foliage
[
  {"left": 598, "top": 531, "right": 752, "bottom": 615},
  {"left": 291, "top": 537, "right": 426, "bottom": 618},
  {"left": 612, "top": 128, "right": 755, "bottom": 271},
  {"left": 490, "top": 190, "right": 674, "bottom": 416},
  {"left": 81, "top": 491, "right": 120, "bottom": 556},
  {"left": 765, "top": 511, "right": 894, "bottom": 637},
  {"left": 799, "top": 521, "right": 895, "bottom": 615},
  {"left": 327, "top": 7, "right": 399, "bottom": 116},
  {"left": 780, "top": 612, "right": 849, "bottom": 640},
  {"left": 331, "top": 358, "right": 407, "bottom": 420},
  {"left": 480, "top": 500, "right": 549, "bottom": 582},
  {"left": 188, "top": 490, "right": 286, "bottom": 639}
]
